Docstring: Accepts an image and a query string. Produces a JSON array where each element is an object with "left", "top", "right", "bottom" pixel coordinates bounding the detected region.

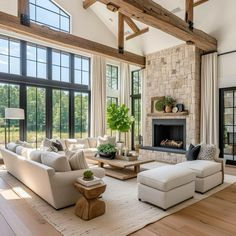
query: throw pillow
[
  {"left": 15, "top": 146, "right": 34, "bottom": 158},
  {"left": 47, "top": 146, "right": 58, "bottom": 153},
  {"left": 65, "top": 139, "right": 78, "bottom": 151},
  {"left": 52, "top": 140, "right": 63, "bottom": 151},
  {"left": 197, "top": 144, "right": 218, "bottom": 161},
  {"left": 16, "top": 140, "right": 32, "bottom": 148},
  {"left": 29, "top": 150, "right": 44, "bottom": 163},
  {"left": 76, "top": 138, "right": 90, "bottom": 149},
  {"left": 41, "top": 152, "right": 71, "bottom": 172},
  {"left": 185, "top": 144, "right": 201, "bottom": 161},
  {"left": 6, "top": 142, "right": 20, "bottom": 153},
  {"left": 88, "top": 137, "right": 97, "bottom": 148},
  {"left": 42, "top": 138, "right": 53, "bottom": 148},
  {"left": 104, "top": 135, "right": 116, "bottom": 146},
  {"left": 97, "top": 136, "right": 109, "bottom": 146},
  {"left": 65, "top": 150, "right": 89, "bottom": 170}
]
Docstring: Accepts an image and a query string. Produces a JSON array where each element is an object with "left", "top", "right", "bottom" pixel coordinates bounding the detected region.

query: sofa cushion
[
  {"left": 7, "top": 142, "right": 20, "bottom": 153},
  {"left": 97, "top": 136, "right": 116, "bottom": 147},
  {"left": 57, "top": 139, "right": 67, "bottom": 151},
  {"left": 65, "top": 139, "right": 89, "bottom": 151},
  {"left": 83, "top": 148, "right": 97, "bottom": 158},
  {"left": 16, "top": 140, "right": 32, "bottom": 148},
  {"left": 65, "top": 150, "right": 89, "bottom": 170},
  {"left": 186, "top": 144, "right": 201, "bottom": 161},
  {"left": 197, "top": 144, "right": 219, "bottom": 161},
  {"left": 15, "top": 146, "right": 35, "bottom": 158},
  {"left": 77, "top": 138, "right": 90, "bottom": 149},
  {"left": 176, "top": 160, "right": 222, "bottom": 178},
  {"left": 88, "top": 138, "right": 97, "bottom": 148},
  {"left": 137, "top": 166, "right": 196, "bottom": 192},
  {"left": 29, "top": 150, "right": 45, "bottom": 163},
  {"left": 41, "top": 152, "right": 71, "bottom": 172}
]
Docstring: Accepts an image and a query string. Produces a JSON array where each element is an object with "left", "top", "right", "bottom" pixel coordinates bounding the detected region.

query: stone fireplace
[{"left": 140, "top": 44, "right": 201, "bottom": 164}]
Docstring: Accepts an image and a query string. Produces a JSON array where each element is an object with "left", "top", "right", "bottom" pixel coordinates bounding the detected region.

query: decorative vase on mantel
[{"left": 165, "top": 106, "right": 172, "bottom": 113}]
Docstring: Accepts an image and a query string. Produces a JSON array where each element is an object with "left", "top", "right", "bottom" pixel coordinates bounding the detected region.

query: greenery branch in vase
[
  {"left": 107, "top": 104, "right": 134, "bottom": 151},
  {"left": 164, "top": 96, "right": 176, "bottom": 113}
]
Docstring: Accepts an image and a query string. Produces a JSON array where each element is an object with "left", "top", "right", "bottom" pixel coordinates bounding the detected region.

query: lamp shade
[{"left": 5, "top": 108, "right": 25, "bottom": 120}]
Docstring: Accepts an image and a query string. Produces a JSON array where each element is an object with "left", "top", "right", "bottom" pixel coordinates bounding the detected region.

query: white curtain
[
  {"left": 120, "top": 62, "right": 131, "bottom": 149},
  {"left": 140, "top": 69, "right": 147, "bottom": 146},
  {"left": 200, "top": 52, "right": 218, "bottom": 146},
  {"left": 90, "top": 55, "right": 106, "bottom": 137}
]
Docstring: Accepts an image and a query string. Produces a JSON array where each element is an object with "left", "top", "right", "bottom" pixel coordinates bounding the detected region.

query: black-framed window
[
  {"left": 74, "top": 92, "right": 89, "bottom": 138},
  {"left": 0, "top": 36, "right": 21, "bottom": 75},
  {"left": 131, "top": 70, "right": 141, "bottom": 149},
  {"left": 107, "top": 96, "right": 118, "bottom": 107},
  {"left": 74, "top": 56, "right": 90, "bottom": 85},
  {"left": 26, "top": 86, "right": 46, "bottom": 147},
  {"left": 0, "top": 83, "right": 20, "bottom": 148},
  {"left": 29, "top": 0, "right": 70, "bottom": 33},
  {"left": 220, "top": 88, "right": 236, "bottom": 165},
  {"left": 0, "top": 34, "right": 91, "bottom": 145},
  {"left": 27, "top": 43, "right": 47, "bottom": 79},
  {"left": 52, "top": 50, "right": 70, "bottom": 82},
  {"left": 106, "top": 64, "right": 118, "bottom": 90}
]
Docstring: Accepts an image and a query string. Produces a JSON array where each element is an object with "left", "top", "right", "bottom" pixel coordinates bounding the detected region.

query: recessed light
[{"left": 109, "top": 18, "right": 113, "bottom": 22}]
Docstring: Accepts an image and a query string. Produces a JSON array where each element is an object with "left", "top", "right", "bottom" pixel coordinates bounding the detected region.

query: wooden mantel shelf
[{"left": 147, "top": 111, "right": 189, "bottom": 117}]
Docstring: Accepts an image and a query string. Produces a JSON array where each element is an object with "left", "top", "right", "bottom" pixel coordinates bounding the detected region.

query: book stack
[{"left": 76, "top": 176, "right": 102, "bottom": 187}]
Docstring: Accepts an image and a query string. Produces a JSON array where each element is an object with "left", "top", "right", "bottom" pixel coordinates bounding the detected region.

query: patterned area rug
[{"left": 0, "top": 164, "right": 236, "bottom": 236}]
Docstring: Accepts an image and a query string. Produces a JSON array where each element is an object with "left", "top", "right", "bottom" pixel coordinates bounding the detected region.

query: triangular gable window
[{"left": 29, "top": 0, "right": 70, "bottom": 33}]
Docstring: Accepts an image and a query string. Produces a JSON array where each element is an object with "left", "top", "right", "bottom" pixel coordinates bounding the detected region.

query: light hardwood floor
[{"left": 0, "top": 165, "right": 235, "bottom": 236}]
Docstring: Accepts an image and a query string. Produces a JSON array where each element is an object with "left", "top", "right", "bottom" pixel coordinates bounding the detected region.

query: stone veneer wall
[{"left": 140, "top": 44, "right": 201, "bottom": 164}]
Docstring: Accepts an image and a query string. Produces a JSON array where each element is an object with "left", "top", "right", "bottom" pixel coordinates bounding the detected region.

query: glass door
[{"left": 220, "top": 88, "right": 236, "bottom": 165}]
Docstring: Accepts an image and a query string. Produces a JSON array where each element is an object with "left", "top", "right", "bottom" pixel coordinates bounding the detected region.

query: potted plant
[
  {"left": 107, "top": 104, "right": 134, "bottom": 148},
  {"left": 164, "top": 96, "right": 176, "bottom": 113},
  {"left": 83, "top": 170, "right": 94, "bottom": 181},
  {"left": 97, "top": 143, "right": 117, "bottom": 159}
]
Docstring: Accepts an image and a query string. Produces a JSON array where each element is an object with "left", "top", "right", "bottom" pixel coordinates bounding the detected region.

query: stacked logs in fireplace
[{"left": 160, "top": 139, "right": 183, "bottom": 149}]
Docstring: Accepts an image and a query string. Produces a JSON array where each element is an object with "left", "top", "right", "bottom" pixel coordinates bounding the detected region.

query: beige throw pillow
[
  {"left": 7, "top": 142, "right": 20, "bottom": 153},
  {"left": 88, "top": 137, "right": 97, "bottom": 148},
  {"left": 16, "top": 140, "right": 32, "bottom": 148},
  {"left": 41, "top": 152, "right": 71, "bottom": 172},
  {"left": 66, "top": 150, "right": 89, "bottom": 170},
  {"left": 97, "top": 136, "right": 116, "bottom": 147},
  {"left": 197, "top": 144, "right": 219, "bottom": 161}
]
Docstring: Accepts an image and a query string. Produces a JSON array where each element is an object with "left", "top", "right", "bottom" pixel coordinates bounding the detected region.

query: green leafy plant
[
  {"left": 83, "top": 170, "right": 94, "bottom": 181},
  {"left": 107, "top": 104, "right": 134, "bottom": 142},
  {"left": 164, "top": 96, "right": 176, "bottom": 107},
  {"left": 97, "top": 143, "right": 116, "bottom": 154},
  {"left": 155, "top": 98, "right": 165, "bottom": 111}
]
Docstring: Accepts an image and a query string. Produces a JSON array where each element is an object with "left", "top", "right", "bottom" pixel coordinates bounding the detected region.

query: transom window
[
  {"left": 0, "top": 36, "right": 21, "bottom": 75},
  {"left": 27, "top": 43, "right": 47, "bottom": 79},
  {"left": 52, "top": 50, "right": 70, "bottom": 82},
  {"left": 106, "top": 64, "right": 118, "bottom": 90},
  {"left": 107, "top": 97, "right": 118, "bottom": 107},
  {"left": 29, "top": 0, "right": 70, "bottom": 33}
]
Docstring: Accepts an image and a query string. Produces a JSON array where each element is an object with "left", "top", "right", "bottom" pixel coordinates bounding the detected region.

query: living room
[{"left": 0, "top": 0, "right": 236, "bottom": 235}]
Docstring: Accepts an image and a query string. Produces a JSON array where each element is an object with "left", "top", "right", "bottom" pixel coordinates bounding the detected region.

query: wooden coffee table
[
  {"left": 87, "top": 156, "right": 155, "bottom": 180},
  {"left": 74, "top": 182, "right": 106, "bottom": 220}
]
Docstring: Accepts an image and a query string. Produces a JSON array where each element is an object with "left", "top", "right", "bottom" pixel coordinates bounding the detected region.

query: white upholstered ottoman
[
  {"left": 137, "top": 166, "right": 196, "bottom": 210},
  {"left": 176, "top": 160, "right": 223, "bottom": 193}
]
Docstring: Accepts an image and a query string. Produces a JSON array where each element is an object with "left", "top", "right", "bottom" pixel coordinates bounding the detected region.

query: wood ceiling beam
[
  {"left": 83, "top": 0, "right": 97, "bottom": 9},
  {"left": 124, "top": 16, "right": 139, "bottom": 33},
  {"left": 126, "top": 27, "right": 149, "bottom": 40},
  {"left": 185, "top": 0, "right": 194, "bottom": 29},
  {"left": 98, "top": 0, "right": 217, "bottom": 52},
  {"left": 118, "top": 12, "right": 124, "bottom": 53},
  {"left": 0, "top": 11, "right": 145, "bottom": 67},
  {"left": 18, "top": 0, "right": 30, "bottom": 25},
  {"left": 193, "top": 0, "right": 209, "bottom": 7}
]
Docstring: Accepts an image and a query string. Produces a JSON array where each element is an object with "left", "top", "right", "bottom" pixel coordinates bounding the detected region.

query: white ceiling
[{"left": 90, "top": 0, "right": 236, "bottom": 56}]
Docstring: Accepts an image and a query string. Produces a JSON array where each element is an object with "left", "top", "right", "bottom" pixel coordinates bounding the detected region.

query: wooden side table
[{"left": 74, "top": 182, "right": 106, "bottom": 220}]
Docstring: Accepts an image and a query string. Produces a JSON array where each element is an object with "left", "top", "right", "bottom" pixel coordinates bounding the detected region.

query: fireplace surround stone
[{"left": 140, "top": 44, "right": 201, "bottom": 164}]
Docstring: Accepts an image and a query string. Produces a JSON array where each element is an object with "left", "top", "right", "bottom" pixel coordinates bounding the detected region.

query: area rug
[{"left": 0, "top": 166, "right": 236, "bottom": 236}]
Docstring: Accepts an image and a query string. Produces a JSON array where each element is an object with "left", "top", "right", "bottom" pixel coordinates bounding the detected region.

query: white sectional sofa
[{"left": 0, "top": 147, "right": 105, "bottom": 209}]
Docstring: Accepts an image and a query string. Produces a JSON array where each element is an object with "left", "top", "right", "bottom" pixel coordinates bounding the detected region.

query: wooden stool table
[{"left": 74, "top": 182, "right": 106, "bottom": 220}]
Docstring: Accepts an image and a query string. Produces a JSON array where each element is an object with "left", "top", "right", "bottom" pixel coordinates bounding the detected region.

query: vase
[
  {"left": 165, "top": 106, "right": 172, "bottom": 113},
  {"left": 116, "top": 142, "right": 124, "bottom": 150}
]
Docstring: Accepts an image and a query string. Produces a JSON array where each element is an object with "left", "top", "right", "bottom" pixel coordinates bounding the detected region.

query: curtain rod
[{"left": 218, "top": 50, "right": 236, "bottom": 57}]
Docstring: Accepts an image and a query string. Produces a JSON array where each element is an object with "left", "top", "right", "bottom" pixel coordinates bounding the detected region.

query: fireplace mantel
[{"left": 147, "top": 111, "right": 189, "bottom": 118}]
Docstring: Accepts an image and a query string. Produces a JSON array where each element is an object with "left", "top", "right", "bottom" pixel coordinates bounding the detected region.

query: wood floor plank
[{"left": 0, "top": 212, "right": 15, "bottom": 236}]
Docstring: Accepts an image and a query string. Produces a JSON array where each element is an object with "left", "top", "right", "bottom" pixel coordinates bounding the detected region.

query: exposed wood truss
[
  {"left": 194, "top": 0, "right": 209, "bottom": 7},
  {"left": 126, "top": 27, "right": 149, "bottom": 40},
  {"left": 118, "top": 12, "right": 124, "bottom": 53},
  {"left": 18, "top": 0, "right": 30, "bottom": 25},
  {"left": 124, "top": 16, "right": 139, "bottom": 33},
  {"left": 83, "top": 0, "right": 97, "bottom": 9},
  {"left": 97, "top": 0, "right": 217, "bottom": 52},
  {"left": 0, "top": 11, "right": 145, "bottom": 67},
  {"left": 185, "top": 0, "right": 194, "bottom": 29}
]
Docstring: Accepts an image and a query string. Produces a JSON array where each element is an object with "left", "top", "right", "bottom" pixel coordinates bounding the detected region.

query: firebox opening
[{"left": 152, "top": 119, "right": 186, "bottom": 151}]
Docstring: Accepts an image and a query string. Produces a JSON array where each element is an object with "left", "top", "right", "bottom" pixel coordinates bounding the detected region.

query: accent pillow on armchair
[{"left": 197, "top": 144, "right": 220, "bottom": 161}]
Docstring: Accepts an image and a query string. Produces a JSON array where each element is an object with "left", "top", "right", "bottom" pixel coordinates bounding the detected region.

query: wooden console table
[{"left": 74, "top": 182, "right": 106, "bottom": 220}]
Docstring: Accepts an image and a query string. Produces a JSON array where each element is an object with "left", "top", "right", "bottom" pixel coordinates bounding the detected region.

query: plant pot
[
  {"left": 165, "top": 106, "right": 172, "bottom": 113},
  {"left": 99, "top": 152, "right": 116, "bottom": 159}
]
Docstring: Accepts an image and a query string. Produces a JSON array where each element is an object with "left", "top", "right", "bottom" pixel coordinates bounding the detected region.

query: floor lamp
[{"left": 5, "top": 108, "right": 25, "bottom": 148}]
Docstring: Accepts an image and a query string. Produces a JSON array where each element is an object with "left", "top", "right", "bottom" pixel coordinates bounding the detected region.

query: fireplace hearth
[{"left": 152, "top": 119, "right": 186, "bottom": 152}]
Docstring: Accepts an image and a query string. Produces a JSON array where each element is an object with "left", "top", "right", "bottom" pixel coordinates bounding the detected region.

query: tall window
[
  {"left": 0, "top": 83, "right": 20, "bottom": 147},
  {"left": 0, "top": 36, "right": 20, "bottom": 75},
  {"left": 52, "top": 90, "right": 69, "bottom": 139},
  {"left": 74, "top": 92, "right": 89, "bottom": 138},
  {"left": 27, "top": 43, "right": 47, "bottom": 79},
  {"left": 131, "top": 71, "right": 141, "bottom": 149},
  {"left": 106, "top": 64, "right": 118, "bottom": 90},
  {"left": 29, "top": 0, "right": 70, "bottom": 33},
  {"left": 74, "top": 56, "right": 90, "bottom": 85},
  {"left": 26, "top": 87, "right": 46, "bottom": 147},
  {"left": 52, "top": 50, "right": 70, "bottom": 82}
]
